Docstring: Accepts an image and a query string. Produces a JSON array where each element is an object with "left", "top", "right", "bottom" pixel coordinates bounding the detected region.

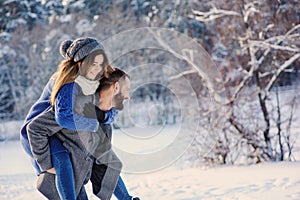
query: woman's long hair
[{"left": 50, "top": 59, "right": 80, "bottom": 105}]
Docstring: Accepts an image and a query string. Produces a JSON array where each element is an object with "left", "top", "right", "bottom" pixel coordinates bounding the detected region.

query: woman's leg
[
  {"left": 77, "top": 186, "right": 88, "bottom": 200},
  {"left": 50, "top": 136, "right": 76, "bottom": 200},
  {"left": 113, "top": 176, "right": 133, "bottom": 200},
  {"left": 52, "top": 152, "right": 76, "bottom": 200}
]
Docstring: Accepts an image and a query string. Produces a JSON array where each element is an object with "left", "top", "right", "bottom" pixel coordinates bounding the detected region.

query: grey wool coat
[{"left": 27, "top": 95, "right": 122, "bottom": 200}]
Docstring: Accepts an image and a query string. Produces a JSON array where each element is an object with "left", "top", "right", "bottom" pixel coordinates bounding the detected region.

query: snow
[
  {"left": 0, "top": 121, "right": 23, "bottom": 141},
  {"left": 120, "top": 162, "right": 300, "bottom": 200},
  {"left": 1, "top": 125, "right": 300, "bottom": 200}
]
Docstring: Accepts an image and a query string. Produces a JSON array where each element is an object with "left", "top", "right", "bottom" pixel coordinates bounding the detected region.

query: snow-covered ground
[{"left": 1, "top": 124, "right": 300, "bottom": 200}]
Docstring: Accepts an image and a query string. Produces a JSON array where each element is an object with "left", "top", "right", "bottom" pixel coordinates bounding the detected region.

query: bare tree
[{"left": 183, "top": 0, "right": 300, "bottom": 164}]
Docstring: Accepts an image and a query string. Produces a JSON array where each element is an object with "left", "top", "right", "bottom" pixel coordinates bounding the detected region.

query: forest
[{"left": 0, "top": 0, "right": 299, "bottom": 166}]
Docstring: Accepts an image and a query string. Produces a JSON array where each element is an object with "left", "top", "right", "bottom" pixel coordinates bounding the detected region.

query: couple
[{"left": 20, "top": 37, "right": 139, "bottom": 200}]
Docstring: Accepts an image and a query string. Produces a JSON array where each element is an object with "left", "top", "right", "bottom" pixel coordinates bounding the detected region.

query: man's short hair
[{"left": 97, "top": 67, "right": 130, "bottom": 92}]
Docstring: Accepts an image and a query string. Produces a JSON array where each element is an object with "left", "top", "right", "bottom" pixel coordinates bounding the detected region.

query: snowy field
[{"left": 1, "top": 125, "right": 300, "bottom": 200}]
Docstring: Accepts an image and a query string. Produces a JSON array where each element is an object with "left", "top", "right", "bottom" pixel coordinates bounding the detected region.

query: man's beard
[{"left": 113, "top": 93, "right": 125, "bottom": 110}]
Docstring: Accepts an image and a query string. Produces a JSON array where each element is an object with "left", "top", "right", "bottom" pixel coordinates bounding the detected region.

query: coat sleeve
[
  {"left": 103, "top": 108, "right": 119, "bottom": 124},
  {"left": 90, "top": 124, "right": 122, "bottom": 200},
  {"left": 27, "top": 109, "right": 63, "bottom": 171},
  {"left": 55, "top": 82, "right": 99, "bottom": 132}
]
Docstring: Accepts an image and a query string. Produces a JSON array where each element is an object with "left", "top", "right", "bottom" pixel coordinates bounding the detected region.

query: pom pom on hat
[
  {"left": 60, "top": 40, "right": 73, "bottom": 59},
  {"left": 59, "top": 37, "right": 104, "bottom": 62}
]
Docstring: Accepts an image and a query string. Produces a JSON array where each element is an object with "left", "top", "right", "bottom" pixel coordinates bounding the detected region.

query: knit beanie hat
[{"left": 59, "top": 37, "right": 104, "bottom": 62}]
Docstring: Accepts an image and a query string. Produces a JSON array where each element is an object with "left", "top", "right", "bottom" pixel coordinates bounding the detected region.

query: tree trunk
[
  {"left": 275, "top": 85, "right": 284, "bottom": 161},
  {"left": 254, "top": 71, "right": 272, "bottom": 159}
]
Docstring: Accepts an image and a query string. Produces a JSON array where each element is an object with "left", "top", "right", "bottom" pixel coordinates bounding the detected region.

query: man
[{"left": 26, "top": 68, "right": 139, "bottom": 199}]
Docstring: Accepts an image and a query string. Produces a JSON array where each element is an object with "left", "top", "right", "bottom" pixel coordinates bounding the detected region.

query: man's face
[{"left": 113, "top": 77, "right": 130, "bottom": 110}]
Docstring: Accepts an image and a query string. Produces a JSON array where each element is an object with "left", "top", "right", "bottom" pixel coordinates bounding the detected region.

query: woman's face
[{"left": 86, "top": 54, "right": 104, "bottom": 80}]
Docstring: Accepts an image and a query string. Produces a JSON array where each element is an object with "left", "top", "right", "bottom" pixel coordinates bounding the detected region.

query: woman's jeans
[
  {"left": 77, "top": 186, "right": 88, "bottom": 200},
  {"left": 114, "top": 176, "right": 133, "bottom": 200},
  {"left": 50, "top": 136, "right": 76, "bottom": 200}
]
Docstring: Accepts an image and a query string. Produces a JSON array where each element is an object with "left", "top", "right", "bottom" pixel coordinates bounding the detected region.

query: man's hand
[
  {"left": 83, "top": 102, "right": 107, "bottom": 123},
  {"left": 82, "top": 103, "right": 97, "bottom": 118},
  {"left": 47, "top": 168, "right": 56, "bottom": 174}
]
